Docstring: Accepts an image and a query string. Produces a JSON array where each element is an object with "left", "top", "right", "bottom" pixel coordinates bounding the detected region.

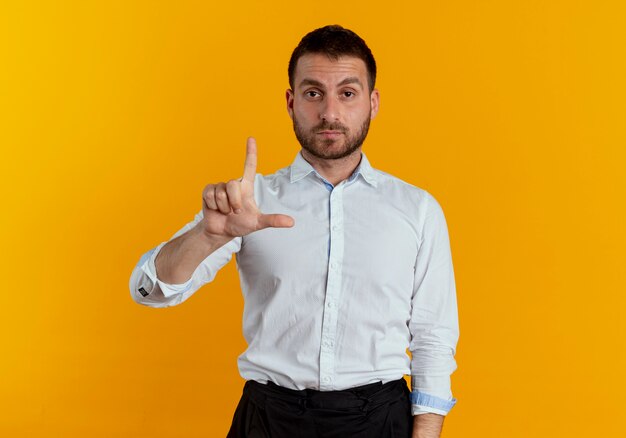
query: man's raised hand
[{"left": 199, "top": 137, "right": 295, "bottom": 238}]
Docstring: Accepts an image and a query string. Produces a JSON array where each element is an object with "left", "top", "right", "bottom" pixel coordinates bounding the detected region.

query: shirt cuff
[
  {"left": 410, "top": 391, "right": 457, "bottom": 416},
  {"left": 139, "top": 243, "right": 194, "bottom": 298},
  {"left": 156, "top": 277, "right": 193, "bottom": 298}
]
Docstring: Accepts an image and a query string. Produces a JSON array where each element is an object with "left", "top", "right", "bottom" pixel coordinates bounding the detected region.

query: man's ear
[
  {"left": 370, "top": 88, "right": 380, "bottom": 120},
  {"left": 286, "top": 89, "right": 294, "bottom": 120}
]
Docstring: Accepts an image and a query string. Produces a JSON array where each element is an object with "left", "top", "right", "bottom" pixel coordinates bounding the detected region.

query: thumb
[{"left": 257, "top": 213, "right": 295, "bottom": 230}]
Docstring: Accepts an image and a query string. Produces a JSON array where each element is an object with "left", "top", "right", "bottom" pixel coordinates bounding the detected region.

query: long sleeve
[
  {"left": 129, "top": 210, "right": 242, "bottom": 308},
  {"left": 408, "top": 192, "right": 459, "bottom": 416}
]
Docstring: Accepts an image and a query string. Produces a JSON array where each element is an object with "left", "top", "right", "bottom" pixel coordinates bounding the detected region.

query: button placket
[{"left": 319, "top": 184, "right": 344, "bottom": 390}]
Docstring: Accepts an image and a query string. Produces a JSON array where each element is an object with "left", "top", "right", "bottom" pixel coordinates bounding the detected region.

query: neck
[{"left": 300, "top": 148, "right": 363, "bottom": 186}]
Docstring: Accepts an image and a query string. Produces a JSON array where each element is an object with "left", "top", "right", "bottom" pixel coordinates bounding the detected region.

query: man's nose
[{"left": 320, "top": 96, "right": 340, "bottom": 122}]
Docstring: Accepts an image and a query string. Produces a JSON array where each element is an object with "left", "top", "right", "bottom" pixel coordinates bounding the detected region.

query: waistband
[{"left": 244, "top": 378, "right": 409, "bottom": 412}]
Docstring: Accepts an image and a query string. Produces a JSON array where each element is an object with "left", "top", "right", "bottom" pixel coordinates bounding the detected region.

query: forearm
[
  {"left": 412, "top": 413, "right": 444, "bottom": 438},
  {"left": 155, "top": 223, "right": 232, "bottom": 284}
]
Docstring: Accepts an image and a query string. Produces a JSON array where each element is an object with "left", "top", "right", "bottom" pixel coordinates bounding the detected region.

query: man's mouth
[{"left": 317, "top": 130, "right": 344, "bottom": 138}]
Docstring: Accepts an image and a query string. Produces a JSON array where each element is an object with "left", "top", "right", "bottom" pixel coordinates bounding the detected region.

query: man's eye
[
  {"left": 306, "top": 91, "right": 320, "bottom": 98},
  {"left": 343, "top": 91, "right": 355, "bottom": 98}
]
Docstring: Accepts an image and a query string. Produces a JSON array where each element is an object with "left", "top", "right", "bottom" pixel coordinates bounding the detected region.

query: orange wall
[{"left": 2, "top": 1, "right": 625, "bottom": 437}]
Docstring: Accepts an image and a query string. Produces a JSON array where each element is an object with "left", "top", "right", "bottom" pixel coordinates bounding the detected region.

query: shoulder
[
  {"left": 250, "top": 162, "right": 292, "bottom": 196},
  {"left": 371, "top": 168, "right": 449, "bottom": 227},
  {"left": 372, "top": 168, "right": 435, "bottom": 206}
]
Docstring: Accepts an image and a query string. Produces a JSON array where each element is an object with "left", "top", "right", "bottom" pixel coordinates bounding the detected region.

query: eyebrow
[
  {"left": 337, "top": 77, "right": 363, "bottom": 88},
  {"left": 299, "top": 78, "right": 324, "bottom": 88},
  {"left": 298, "top": 76, "right": 364, "bottom": 89}
]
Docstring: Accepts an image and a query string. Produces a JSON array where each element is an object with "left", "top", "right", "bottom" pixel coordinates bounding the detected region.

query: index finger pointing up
[{"left": 243, "top": 136, "right": 257, "bottom": 182}]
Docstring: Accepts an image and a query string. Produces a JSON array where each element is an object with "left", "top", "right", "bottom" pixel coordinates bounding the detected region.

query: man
[{"left": 130, "top": 25, "right": 459, "bottom": 438}]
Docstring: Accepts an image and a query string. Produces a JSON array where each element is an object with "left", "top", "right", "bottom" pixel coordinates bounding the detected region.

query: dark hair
[{"left": 288, "top": 25, "right": 377, "bottom": 92}]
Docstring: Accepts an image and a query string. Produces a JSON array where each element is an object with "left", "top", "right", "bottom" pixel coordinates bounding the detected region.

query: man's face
[{"left": 287, "top": 53, "right": 379, "bottom": 160}]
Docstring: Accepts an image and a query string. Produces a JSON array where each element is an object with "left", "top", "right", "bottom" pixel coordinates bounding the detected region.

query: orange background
[{"left": 2, "top": 1, "right": 625, "bottom": 437}]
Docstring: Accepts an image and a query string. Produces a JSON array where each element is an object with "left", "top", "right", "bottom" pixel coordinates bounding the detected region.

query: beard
[{"left": 293, "top": 115, "right": 371, "bottom": 160}]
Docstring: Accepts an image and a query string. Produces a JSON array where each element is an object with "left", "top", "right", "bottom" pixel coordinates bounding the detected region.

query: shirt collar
[{"left": 289, "top": 150, "right": 379, "bottom": 188}]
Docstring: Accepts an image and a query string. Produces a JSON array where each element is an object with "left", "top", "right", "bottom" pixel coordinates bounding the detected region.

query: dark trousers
[{"left": 226, "top": 378, "right": 412, "bottom": 438}]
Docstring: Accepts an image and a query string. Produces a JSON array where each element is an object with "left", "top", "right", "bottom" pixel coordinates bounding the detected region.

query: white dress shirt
[{"left": 130, "top": 151, "right": 459, "bottom": 416}]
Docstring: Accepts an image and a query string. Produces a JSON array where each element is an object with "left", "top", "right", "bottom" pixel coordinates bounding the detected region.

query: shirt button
[
  {"left": 332, "top": 224, "right": 340, "bottom": 231},
  {"left": 330, "top": 262, "right": 337, "bottom": 270},
  {"left": 326, "top": 301, "right": 334, "bottom": 308},
  {"left": 322, "top": 376, "right": 331, "bottom": 383}
]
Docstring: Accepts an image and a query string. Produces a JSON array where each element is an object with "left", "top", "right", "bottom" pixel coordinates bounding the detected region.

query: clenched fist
[{"left": 199, "top": 137, "right": 295, "bottom": 238}]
